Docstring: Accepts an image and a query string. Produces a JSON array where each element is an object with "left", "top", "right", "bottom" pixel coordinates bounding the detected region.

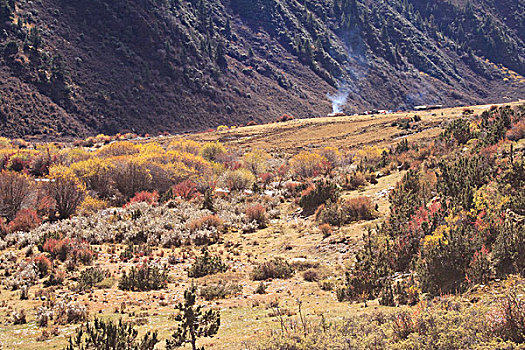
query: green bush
[
  {"left": 78, "top": 267, "right": 107, "bottom": 291},
  {"left": 187, "top": 247, "right": 228, "bottom": 278},
  {"left": 299, "top": 180, "right": 339, "bottom": 216},
  {"left": 251, "top": 258, "right": 294, "bottom": 281},
  {"left": 118, "top": 264, "right": 167, "bottom": 291}
]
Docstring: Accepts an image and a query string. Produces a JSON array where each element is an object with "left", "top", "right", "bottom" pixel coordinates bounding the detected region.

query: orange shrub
[
  {"left": 343, "top": 196, "right": 376, "bottom": 221},
  {"left": 8, "top": 209, "right": 41, "bottom": 233},
  {"left": 319, "top": 223, "right": 332, "bottom": 237},
  {"left": 188, "top": 215, "right": 223, "bottom": 233},
  {"left": 43, "top": 238, "right": 93, "bottom": 264},
  {"left": 246, "top": 204, "right": 267, "bottom": 228}
]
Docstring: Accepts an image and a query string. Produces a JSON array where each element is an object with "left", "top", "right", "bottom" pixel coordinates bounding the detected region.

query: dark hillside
[{"left": 0, "top": 0, "right": 523, "bottom": 138}]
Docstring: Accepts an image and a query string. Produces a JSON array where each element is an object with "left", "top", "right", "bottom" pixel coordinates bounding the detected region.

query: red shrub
[
  {"left": 33, "top": 254, "right": 53, "bottom": 277},
  {"left": 43, "top": 238, "right": 94, "bottom": 264},
  {"left": 127, "top": 191, "right": 159, "bottom": 206},
  {"left": 8, "top": 209, "right": 41, "bottom": 233},
  {"left": 276, "top": 114, "right": 295, "bottom": 122},
  {"left": 259, "top": 172, "right": 274, "bottom": 186},
  {"left": 43, "top": 238, "right": 71, "bottom": 261},
  {"left": 172, "top": 180, "right": 199, "bottom": 200}
]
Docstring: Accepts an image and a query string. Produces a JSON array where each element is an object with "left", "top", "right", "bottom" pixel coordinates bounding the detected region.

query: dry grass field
[{"left": 0, "top": 101, "right": 524, "bottom": 349}]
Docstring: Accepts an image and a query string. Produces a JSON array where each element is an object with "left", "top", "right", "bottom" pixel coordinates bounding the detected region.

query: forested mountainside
[{"left": 0, "top": 0, "right": 523, "bottom": 138}]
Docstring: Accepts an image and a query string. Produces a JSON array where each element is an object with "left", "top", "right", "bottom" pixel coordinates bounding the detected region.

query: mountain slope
[{"left": 0, "top": 0, "right": 523, "bottom": 138}]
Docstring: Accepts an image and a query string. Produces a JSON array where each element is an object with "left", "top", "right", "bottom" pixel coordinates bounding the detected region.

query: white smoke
[{"left": 327, "top": 86, "right": 350, "bottom": 114}]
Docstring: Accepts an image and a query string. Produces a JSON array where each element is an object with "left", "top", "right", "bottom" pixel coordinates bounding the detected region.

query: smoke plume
[{"left": 328, "top": 86, "right": 350, "bottom": 114}]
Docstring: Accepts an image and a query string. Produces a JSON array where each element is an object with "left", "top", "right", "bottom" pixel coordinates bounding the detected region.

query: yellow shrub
[
  {"left": 200, "top": 141, "right": 226, "bottom": 162},
  {"left": 289, "top": 151, "right": 327, "bottom": 178},
  {"left": 243, "top": 150, "right": 271, "bottom": 175},
  {"left": 79, "top": 195, "right": 108, "bottom": 215},
  {"left": 218, "top": 168, "right": 255, "bottom": 191},
  {"left": 319, "top": 147, "right": 341, "bottom": 166},
  {"left": 167, "top": 139, "right": 201, "bottom": 155},
  {"left": 97, "top": 141, "right": 139, "bottom": 157},
  {"left": 0, "top": 137, "right": 12, "bottom": 149},
  {"left": 70, "top": 158, "right": 115, "bottom": 198}
]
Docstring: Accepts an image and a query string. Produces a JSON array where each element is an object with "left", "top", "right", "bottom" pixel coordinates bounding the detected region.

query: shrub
[
  {"left": 246, "top": 204, "right": 267, "bottom": 228},
  {"left": 47, "top": 165, "right": 86, "bottom": 219},
  {"left": 507, "top": 120, "right": 525, "bottom": 141},
  {"left": 118, "top": 264, "right": 168, "bottom": 291},
  {"left": 218, "top": 168, "right": 255, "bottom": 191},
  {"left": 54, "top": 301, "right": 89, "bottom": 325},
  {"left": 343, "top": 197, "right": 376, "bottom": 222},
  {"left": 78, "top": 196, "right": 108, "bottom": 216},
  {"left": 416, "top": 226, "right": 472, "bottom": 295},
  {"left": 188, "top": 215, "right": 223, "bottom": 233},
  {"left": 65, "top": 318, "right": 158, "bottom": 350},
  {"left": 243, "top": 150, "right": 270, "bottom": 175},
  {"left": 342, "top": 172, "right": 367, "bottom": 190},
  {"left": 251, "top": 258, "right": 294, "bottom": 280},
  {"left": 200, "top": 141, "right": 226, "bottom": 162},
  {"left": 126, "top": 191, "right": 159, "bottom": 206},
  {"left": 443, "top": 118, "right": 473, "bottom": 144},
  {"left": 110, "top": 158, "right": 152, "bottom": 200},
  {"left": 70, "top": 158, "right": 115, "bottom": 199},
  {"left": 44, "top": 269, "right": 66, "bottom": 287},
  {"left": 319, "top": 223, "right": 332, "bottom": 237},
  {"left": 276, "top": 114, "right": 294, "bottom": 122},
  {"left": 299, "top": 180, "right": 339, "bottom": 216},
  {"left": 78, "top": 267, "right": 107, "bottom": 291},
  {"left": 303, "top": 269, "right": 320, "bottom": 282},
  {"left": 33, "top": 254, "right": 53, "bottom": 277},
  {"left": 43, "top": 238, "right": 93, "bottom": 264},
  {"left": 11, "top": 309, "right": 26, "bottom": 325},
  {"left": 255, "top": 282, "right": 267, "bottom": 294},
  {"left": 8, "top": 208, "right": 41, "bottom": 232},
  {"left": 168, "top": 139, "right": 201, "bottom": 155},
  {"left": 187, "top": 247, "right": 228, "bottom": 278},
  {"left": 200, "top": 282, "right": 242, "bottom": 301},
  {"left": 172, "top": 180, "right": 199, "bottom": 200},
  {"left": 96, "top": 141, "right": 139, "bottom": 157},
  {"left": 491, "top": 288, "right": 525, "bottom": 344},
  {"left": 290, "top": 152, "right": 327, "bottom": 178},
  {"left": 0, "top": 170, "right": 33, "bottom": 220}
]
